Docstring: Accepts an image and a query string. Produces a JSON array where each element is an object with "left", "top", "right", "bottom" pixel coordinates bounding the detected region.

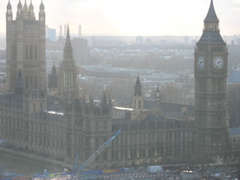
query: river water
[{"left": 0, "top": 153, "right": 56, "bottom": 176}]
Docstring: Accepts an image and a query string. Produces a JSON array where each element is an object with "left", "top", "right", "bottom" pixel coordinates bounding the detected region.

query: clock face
[
  {"left": 213, "top": 56, "right": 224, "bottom": 69},
  {"left": 197, "top": 56, "right": 205, "bottom": 69}
]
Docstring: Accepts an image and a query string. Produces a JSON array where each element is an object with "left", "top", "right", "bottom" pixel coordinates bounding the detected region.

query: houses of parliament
[{"left": 0, "top": 0, "right": 229, "bottom": 169}]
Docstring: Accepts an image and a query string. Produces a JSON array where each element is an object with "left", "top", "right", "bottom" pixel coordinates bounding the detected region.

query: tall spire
[
  {"left": 204, "top": 0, "right": 219, "bottom": 23},
  {"left": 63, "top": 25, "right": 73, "bottom": 61},
  {"left": 135, "top": 76, "right": 142, "bottom": 96}
]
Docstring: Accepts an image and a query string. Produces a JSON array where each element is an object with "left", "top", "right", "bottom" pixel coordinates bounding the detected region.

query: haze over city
[
  {"left": 1, "top": 0, "right": 240, "bottom": 179},
  {"left": 0, "top": 0, "right": 240, "bottom": 37}
]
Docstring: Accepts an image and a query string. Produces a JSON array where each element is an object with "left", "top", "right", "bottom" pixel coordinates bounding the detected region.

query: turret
[
  {"left": 29, "top": 0, "right": 34, "bottom": 11},
  {"left": 131, "top": 77, "right": 146, "bottom": 121},
  {"left": 40, "top": 0, "right": 45, "bottom": 10},
  {"left": 23, "top": 0, "right": 28, "bottom": 12},
  {"left": 133, "top": 77, "right": 143, "bottom": 112},
  {"left": 39, "top": 0, "right": 45, "bottom": 21},
  {"left": 7, "top": 0, "right": 12, "bottom": 10},
  {"left": 6, "top": 0, "right": 13, "bottom": 22},
  {"left": 21, "top": 0, "right": 29, "bottom": 19},
  {"left": 17, "top": 0, "right": 23, "bottom": 19},
  {"left": 18, "top": 0, "right": 23, "bottom": 10},
  {"left": 135, "top": 76, "right": 142, "bottom": 96},
  {"left": 29, "top": 0, "right": 35, "bottom": 19}
]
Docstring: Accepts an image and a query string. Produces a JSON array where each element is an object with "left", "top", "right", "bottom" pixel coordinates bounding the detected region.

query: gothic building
[
  {"left": 0, "top": 0, "right": 229, "bottom": 170},
  {"left": 194, "top": 0, "right": 229, "bottom": 161}
]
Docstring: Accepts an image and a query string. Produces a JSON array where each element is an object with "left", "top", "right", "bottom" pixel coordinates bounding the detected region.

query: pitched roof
[{"left": 197, "top": 31, "right": 225, "bottom": 45}]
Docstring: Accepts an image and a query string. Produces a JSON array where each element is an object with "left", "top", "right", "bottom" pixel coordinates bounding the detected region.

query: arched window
[
  {"left": 34, "top": 75, "right": 38, "bottom": 89},
  {"left": 25, "top": 74, "right": 29, "bottom": 89},
  {"left": 30, "top": 45, "right": 33, "bottom": 60},
  {"left": 30, "top": 75, "right": 33, "bottom": 89},
  {"left": 14, "top": 44, "right": 17, "bottom": 61},
  {"left": 34, "top": 45, "right": 38, "bottom": 60},
  {"left": 25, "top": 45, "right": 29, "bottom": 60}
]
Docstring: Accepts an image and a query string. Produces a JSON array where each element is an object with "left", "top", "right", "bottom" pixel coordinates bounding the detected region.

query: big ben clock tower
[{"left": 194, "top": 0, "right": 228, "bottom": 161}]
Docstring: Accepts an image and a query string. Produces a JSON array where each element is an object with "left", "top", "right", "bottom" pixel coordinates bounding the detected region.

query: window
[
  {"left": 30, "top": 45, "right": 33, "bottom": 60},
  {"left": 34, "top": 75, "right": 38, "bottom": 89},
  {"left": 138, "top": 101, "right": 141, "bottom": 109},
  {"left": 34, "top": 45, "right": 38, "bottom": 60},
  {"left": 25, "top": 45, "right": 29, "bottom": 60}
]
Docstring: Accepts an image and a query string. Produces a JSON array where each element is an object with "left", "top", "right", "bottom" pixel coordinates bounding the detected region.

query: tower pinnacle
[
  {"left": 23, "top": 0, "right": 28, "bottom": 11},
  {"left": 17, "top": 0, "right": 22, "bottom": 10},
  {"left": 135, "top": 76, "right": 142, "bottom": 96},
  {"left": 7, "top": 0, "right": 12, "bottom": 10},
  {"left": 40, "top": 0, "right": 45, "bottom": 10},
  {"left": 63, "top": 26, "right": 73, "bottom": 61},
  {"left": 204, "top": 0, "right": 219, "bottom": 23},
  {"left": 29, "top": 0, "right": 34, "bottom": 11}
]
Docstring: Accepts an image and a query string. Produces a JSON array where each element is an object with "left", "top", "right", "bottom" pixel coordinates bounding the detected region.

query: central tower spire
[
  {"left": 58, "top": 26, "right": 78, "bottom": 102},
  {"left": 63, "top": 26, "right": 73, "bottom": 61}
]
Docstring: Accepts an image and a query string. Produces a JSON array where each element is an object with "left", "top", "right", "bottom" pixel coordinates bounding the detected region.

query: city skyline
[{"left": 0, "top": 0, "right": 240, "bottom": 37}]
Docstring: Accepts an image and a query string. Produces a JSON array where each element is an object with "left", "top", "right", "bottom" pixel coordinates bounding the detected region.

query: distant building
[
  {"left": 144, "top": 38, "right": 152, "bottom": 45},
  {"left": 46, "top": 26, "right": 57, "bottom": 42},
  {"left": 237, "top": 39, "right": 240, "bottom": 45},
  {"left": 229, "top": 128, "right": 240, "bottom": 149},
  {"left": 136, "top": 36, "right": 143, "bottom": 45},
  {"left": 59, "top": 25, "right": 63, "bottom": 38},
  {"left": 227, "top": 68, "right": 240, "bottom": 128}
]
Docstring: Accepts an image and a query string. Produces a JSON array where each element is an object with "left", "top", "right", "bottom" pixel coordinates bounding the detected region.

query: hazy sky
[{"left": 1, "top": 0, "right": 240, "bottom": 36}]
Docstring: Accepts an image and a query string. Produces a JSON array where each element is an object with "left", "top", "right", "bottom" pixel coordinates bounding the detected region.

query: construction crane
[
  {"left": 72, "top": 151, "right": 79, "bottom": 172},
  {"left": 76, "top": 130, "right": 121, "bottom": 173}
]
